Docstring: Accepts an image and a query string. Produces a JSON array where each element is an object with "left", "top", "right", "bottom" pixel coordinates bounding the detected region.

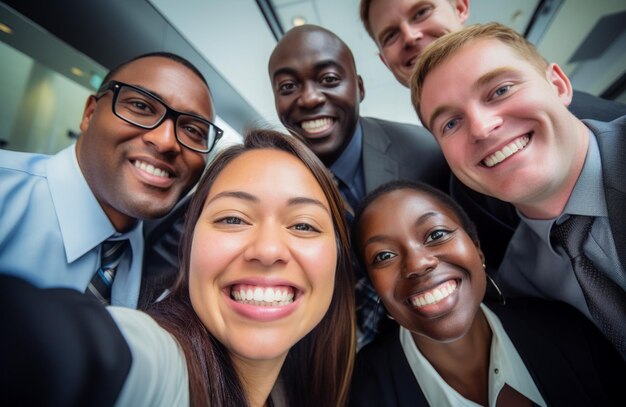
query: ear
[
  {"left": 474, "top": 239, "right": 486, "bottom": 265},
  {"left": 79, "top": 95, "right": 98, "bottom": 132},
  {"left": 455, "top": 0, "right": 470, "bottom": 24},
  {"left": 546, "top": 63, "right": 573, "bottom": 107},
  {"left": 357, "top": 74, "right": 365, "bottom": 103}
]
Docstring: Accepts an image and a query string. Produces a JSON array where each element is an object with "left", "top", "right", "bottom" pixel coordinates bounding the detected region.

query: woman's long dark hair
[{"left": 148, "top": 128, "right": 356, "bottom": 406}]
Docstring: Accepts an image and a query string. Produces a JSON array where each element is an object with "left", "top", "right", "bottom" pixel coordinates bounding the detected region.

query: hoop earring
[
  {"left": 376, "top": 297, "right": 395, "bottom": 320},
  {"left": 486, "top": 274, "right": 506, "bottom": 305}
]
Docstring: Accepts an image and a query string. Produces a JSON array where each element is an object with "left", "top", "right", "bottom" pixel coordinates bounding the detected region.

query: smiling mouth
[
  {"left": 231, "top": 284, "right": 295, "bottom": 307},
  {"left": 405, "top": 55, "right": 418, "bottom": 68},
  {"left": 482, "top": 134, "right": 531, "bottom": 168},
  {"left": 132, "top": 159, "right": 172, "bottom": 178},
  {"left": 300, "top": 117, "right": 334, "bottom": 135},
  {"left": 409, "top": 280, "right": 458, "bottom": 308}
]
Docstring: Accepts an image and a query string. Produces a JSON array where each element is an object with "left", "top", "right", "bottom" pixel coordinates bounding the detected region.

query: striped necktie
[{"left": 86, "top": 239, "right": 129, "bottom": 305}]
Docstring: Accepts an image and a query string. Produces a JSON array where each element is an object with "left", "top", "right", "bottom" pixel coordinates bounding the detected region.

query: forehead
[
  {"left": 111, "top": 57, "right": 214, "bottom": 117},
  {"left": 210, "top": 148, "right": 328, "bottom": 202},
  {"left": 269, "top": 30, "right": 354, "bottom": 76},
  {"left": 362, "top": 189, "right": 458, "bottom": 230}
]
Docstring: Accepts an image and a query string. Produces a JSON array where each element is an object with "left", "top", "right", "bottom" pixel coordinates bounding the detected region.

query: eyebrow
[
  {"left": 272, "top": 59, "right": 346, "bottom": 81},
  {"left": 206, "top": 191, "right": 258, "bottom": 205},
  {"left": 376, "top": 2, "right": 424, "bottom": 43},
  {"left": 206, "top": 191, "right": 329, "bottom": 213},
  {"left": 362, "top": 211, "right": 437, "bottom": 248},
  {"left": 426, "top": 66, "right": 517, "bottom": 131},
  {"left": 129, "top": 83, "right": 213, "bottom": 121},
  {"left": 288, "top": 197, "right": 330, "bottom": 214}
]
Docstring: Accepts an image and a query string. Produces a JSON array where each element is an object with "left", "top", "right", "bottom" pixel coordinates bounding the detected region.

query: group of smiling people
[{"left": 2, "top": 0, "right": 626, "bottom": 406}]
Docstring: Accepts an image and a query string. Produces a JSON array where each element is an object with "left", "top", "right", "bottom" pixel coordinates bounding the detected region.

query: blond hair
[{"left": 410, "top": 22, "right": 548, "bottom": 126}]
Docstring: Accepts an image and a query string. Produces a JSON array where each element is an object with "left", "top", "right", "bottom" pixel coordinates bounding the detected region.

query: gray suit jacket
[
  {"left": 360, "top": 116, "right": 449, "bottom": 194},
  {"left": 586, "top": 115, "right": 626, "bottom": 269}
]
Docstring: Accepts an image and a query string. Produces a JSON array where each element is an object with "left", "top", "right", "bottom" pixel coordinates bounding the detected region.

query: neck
[
  {"left": 413, "top": 309, "right": 492, "bottom": 405},
  {"left": 232, "top": 354, "right": 286, "bottom": 407},
  {"left": 517, "top": 119, "right": 590, "bottom": 219}
]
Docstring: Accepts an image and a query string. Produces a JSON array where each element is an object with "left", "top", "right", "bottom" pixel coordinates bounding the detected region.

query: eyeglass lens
[{"left": 114, "top": 85, "right": 215, "bottom": 152}]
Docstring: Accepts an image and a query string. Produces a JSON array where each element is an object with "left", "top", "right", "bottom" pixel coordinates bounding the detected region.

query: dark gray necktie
[
  {"left": 551, "top": 215, "right": 626, "bottom": 357},
  {"left": 85, "top": 240, "right": 129, "bottom": 305}
]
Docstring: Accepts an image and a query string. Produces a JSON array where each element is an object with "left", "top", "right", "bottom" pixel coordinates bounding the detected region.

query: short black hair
[{"left": 98, "top": 52, "right": 208, "bottom": 93}]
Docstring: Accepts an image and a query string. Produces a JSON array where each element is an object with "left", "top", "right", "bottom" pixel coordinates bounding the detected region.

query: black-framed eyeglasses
[{"left": 95, "top": 80, "right": 223, "bottom": 153}]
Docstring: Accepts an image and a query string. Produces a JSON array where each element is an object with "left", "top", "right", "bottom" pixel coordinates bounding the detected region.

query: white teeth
[
  {"left": 483, "top": 135, "right": 529, "bottom": 167},
  {"left": 301, "top": 117, "right": 333, "bottom": 133},
  {"left": 231, "top": 285, "right": 295, "bottom": 307},
  {"left": 410, "top": 280, "right": 458, "bottom": 308},
  {"left": 134, "top": 160, "right": 170, "bottom": 178}
]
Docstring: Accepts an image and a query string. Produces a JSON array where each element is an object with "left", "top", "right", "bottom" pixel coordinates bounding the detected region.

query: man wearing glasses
[{"left": 0, "top": 52, "right": 222, "bottom": 309}]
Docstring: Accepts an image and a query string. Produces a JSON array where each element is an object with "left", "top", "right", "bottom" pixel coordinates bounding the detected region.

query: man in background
[{"left": 268, "top": 25, "right": 450, "bottom": 348}]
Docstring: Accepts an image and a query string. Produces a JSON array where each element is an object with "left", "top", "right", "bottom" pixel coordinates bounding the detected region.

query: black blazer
[
  {"left": 0, "top": 275, "right": 132, "bottom": 406},
  {"left": 349, "top": 299, "right": 626, "bottom": 407}
]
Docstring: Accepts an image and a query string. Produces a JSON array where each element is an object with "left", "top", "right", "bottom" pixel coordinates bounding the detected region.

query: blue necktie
[{"left": 86, "top": 240, "right": 129, "bottom": 305}]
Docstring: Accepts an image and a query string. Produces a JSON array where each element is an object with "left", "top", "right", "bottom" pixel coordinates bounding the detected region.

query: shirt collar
[
  {"left": 330, "top": 121, "right": 362, "bottom": 186},
  {"left": 399, "top": 304, "right": 546, "bottom": 407},
  {"left": 519, "top": 129, "right": 606, "bottom": 248},
  {"left": 47, "top": 144, "right": 142, "bottom": 263}
]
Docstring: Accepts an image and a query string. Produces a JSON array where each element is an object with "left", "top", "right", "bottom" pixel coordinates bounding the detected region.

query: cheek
[{"left": 299, "top": 239, "right": 337, "bottom": 302}]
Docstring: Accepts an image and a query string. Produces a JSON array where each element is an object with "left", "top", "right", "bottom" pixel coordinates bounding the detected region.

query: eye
[
  {"left": 440, "top": 117, "right": 461, "bottom": 136},
  {"left": 425, "top": 228, "right": 454, "bottom": 244},
  {"left": 320, "top": 74, "right": 340, "bottom": 86},
  {"left": 119, "top": 97, "right": 158, "bottom": 117},
  {"left": 373, "top": 251, "right": 396, "bottom": 264},
  {"left": 380, "top": 30, "right": 398, "bottom": 47},
  {"left": 215, "top": 216, "right": 245, "bottom": 225},
  {"left": 278, "top": 81, "right": 297, "bottom": 95},
  {"left": 180, "top": 124, "right": 208, "bottom": 142},
  {"left": 490, "top": 84, "right": 512, "bottom": 101},
  {"left": 290, "top": 222, "right": 320, "bottom": 233},
  {"left": 413, "top": 5, "right": 433, "bottom": 22}
]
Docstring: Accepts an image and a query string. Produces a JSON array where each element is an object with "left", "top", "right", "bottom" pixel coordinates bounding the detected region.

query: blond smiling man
[{"left": 410, "top": 23, "right": 626, "bottom": 359}]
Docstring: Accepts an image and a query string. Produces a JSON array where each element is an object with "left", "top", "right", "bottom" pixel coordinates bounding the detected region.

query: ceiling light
[
  {"left": 0, "top": 23, "right": 13, "bottom": 34},
  {"left": 292, "top": 16, "right": 306, "bottom": 27},
  {"left": 71, "top": 67, "right": 85, "bottom": 77}
]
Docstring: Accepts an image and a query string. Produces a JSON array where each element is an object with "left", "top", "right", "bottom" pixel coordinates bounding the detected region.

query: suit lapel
[
  {"left": 361, "top": 117, "right": 399, "bottom": 192},
  {"left": 586, "top": 117, "right": 626, "bottom": 269}
]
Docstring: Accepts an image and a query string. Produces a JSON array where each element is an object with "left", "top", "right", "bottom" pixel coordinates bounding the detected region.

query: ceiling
[
  {"left": 148, "top": 0, "right": 626, "bottom": 128},
  {"left": 1, "top": 0, "right": 625, "bottom": 136}
]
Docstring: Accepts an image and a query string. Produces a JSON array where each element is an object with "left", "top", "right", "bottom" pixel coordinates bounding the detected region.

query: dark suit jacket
[
  {"left": 360, "top": 116, "right": 450, "bottom": 195},
  {"left": 350, "top": 299, "right": 626, "bottom": 407},
  {"left": 0, "top": 275, "right": 132, "bottom": 406},
  {"left": 451, "top": 96, "right": 626, "bottom": 272}
]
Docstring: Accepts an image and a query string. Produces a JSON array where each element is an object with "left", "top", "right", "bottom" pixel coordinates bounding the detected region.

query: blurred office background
[{"left": 1, "top": 0, "right": 625, "bottom": 155}]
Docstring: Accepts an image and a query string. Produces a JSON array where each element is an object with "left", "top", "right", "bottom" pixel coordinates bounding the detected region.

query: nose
[
  {"left": 400, "top": 21, "right": 423, "bottom": 48},
  {"left": 142, "top": 117, "right": 182, "bottom": 154},
  {"left": 297, "top": 81, "right": 325, "bottom": 109},
  {"left": 401, "top": 246, "right": 438, "bottom": 279},
  {"left": 468, "top": 105, "right": 502, "bottom": 143},
  {"left": 243, "top": 221, "right": 291, "bottom": 267}
]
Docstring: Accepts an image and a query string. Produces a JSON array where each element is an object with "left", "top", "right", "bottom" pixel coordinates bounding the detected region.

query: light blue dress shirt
[{"left": 0, "top": 144, "right": 143, "bottom": 308}]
